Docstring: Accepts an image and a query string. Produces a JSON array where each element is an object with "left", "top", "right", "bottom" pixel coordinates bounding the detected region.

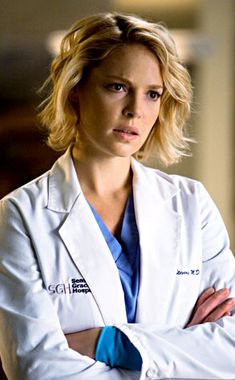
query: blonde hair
[{"left": 39, "top": 12, "right": 193, "bottom": 166}]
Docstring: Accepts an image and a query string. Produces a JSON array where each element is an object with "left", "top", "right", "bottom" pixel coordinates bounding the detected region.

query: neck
[{"left": 72, "top": 145, "right": 132, "bottom": 196}]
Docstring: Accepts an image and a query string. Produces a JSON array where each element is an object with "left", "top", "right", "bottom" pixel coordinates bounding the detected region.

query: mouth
[
  {"left": 112, "top": 127, "right": 139, "bottom": 141},
  {"left": 113, "top": 128, "right": 139, "bottom": 136}
]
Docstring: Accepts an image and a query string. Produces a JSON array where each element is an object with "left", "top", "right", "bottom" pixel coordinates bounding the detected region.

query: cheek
[
  {"left": 79, "top": 99, "right": 100, "bottom": 125},
  {"left": 96, "top": 102, "right": 120, "bottom": 124},
  {"left": 146, "top": 105, "right": 160, "bottom": 127}
]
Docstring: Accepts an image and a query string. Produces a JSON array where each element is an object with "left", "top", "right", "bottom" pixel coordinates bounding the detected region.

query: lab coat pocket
[{"left": 46, "top": 275, "right": 104, "bottom": 333}]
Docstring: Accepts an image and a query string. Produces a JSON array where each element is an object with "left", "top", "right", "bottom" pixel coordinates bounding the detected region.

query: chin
[{"left": 113, "top": 150, "right": 136, "bottom": 158}]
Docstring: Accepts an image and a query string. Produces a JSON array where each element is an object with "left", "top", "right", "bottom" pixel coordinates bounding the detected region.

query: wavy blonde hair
[{"left": 39, "top": 12, "right": 193, "bottom": 166}]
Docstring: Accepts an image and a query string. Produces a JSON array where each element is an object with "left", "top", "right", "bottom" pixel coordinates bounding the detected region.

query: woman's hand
[
  {"left": 65, "top": 327, "right": 102, "bottom": 358},
  {"left": 186, "top": 287, "right": 235, "bottom": 327}
]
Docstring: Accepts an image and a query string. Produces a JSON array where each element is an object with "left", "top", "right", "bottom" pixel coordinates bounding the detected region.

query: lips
[
  {"left": 113, "top": 127, "right": 139, "bottom": 136},
  {"left": 112, "top": 127, "right": 139, "bottom": 142}
]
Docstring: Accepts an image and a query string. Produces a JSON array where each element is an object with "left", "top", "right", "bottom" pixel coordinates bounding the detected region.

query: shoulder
[
  {"left": 0, "top": 152, "right": 62, "bottom": 212},
  {"left": 132, "top": 159, "right": 220, "bottom": 224},
  {"left": 132, "top": 158, "right": 204, "bottom": 197},
  {"left": 135, "top": 161, "right": 231, "bottom": 256},
  {"left": 137, "top": 162, "right": 227, "bottom": 234},
  {"left": 0, "top": 170, "right": 50, "bottom": 218},
  {"left": 0, "top": 148, "right": 79, "bottom": 217}
]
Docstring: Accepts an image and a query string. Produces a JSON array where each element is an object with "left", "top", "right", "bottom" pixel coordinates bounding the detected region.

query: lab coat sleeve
[
  {"left": 116, "top": 182, "right": 235, "bottom": 379},
  {"left": 0, "top": 198, "right": 139, "bottom": 380}
]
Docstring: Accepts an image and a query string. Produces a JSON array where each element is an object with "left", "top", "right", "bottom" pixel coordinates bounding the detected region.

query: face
[{"left": 73, "top": 43, "right": 163, "bottom": 160}]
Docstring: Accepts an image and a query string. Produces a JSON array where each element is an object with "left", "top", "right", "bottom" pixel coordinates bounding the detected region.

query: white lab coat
[{"left": 0, "top": 148, "right": 234, "bottom": 380}]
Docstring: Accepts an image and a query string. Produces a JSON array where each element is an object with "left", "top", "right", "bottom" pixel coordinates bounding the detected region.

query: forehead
[{"left": 89, "top": 43, "right": 162, "bottom": 84}]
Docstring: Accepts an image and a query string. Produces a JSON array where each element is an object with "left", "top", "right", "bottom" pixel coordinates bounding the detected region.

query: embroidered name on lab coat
[
  {"left": 176, "top": 269, "right": 200, "bottom": 276},
  {"left": 47, "top": 278, "right": 91, "bottom": 295}
]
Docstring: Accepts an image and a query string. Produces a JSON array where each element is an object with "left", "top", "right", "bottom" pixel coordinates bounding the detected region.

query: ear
[
  {"left": 69, "top": 86, "right": 80, "bottom": 119},
  {"left": 69, "top": 86, "right": 80, "bottom": 103}
]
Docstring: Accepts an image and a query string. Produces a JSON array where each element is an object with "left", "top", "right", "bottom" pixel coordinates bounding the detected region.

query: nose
[{"left": 122, "top": 93, "right": 142, "bottom": 119}]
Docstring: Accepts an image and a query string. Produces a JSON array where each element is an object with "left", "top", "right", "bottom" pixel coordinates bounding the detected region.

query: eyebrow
[{"left": 104, "top": 74, "right": 164, "bottom": 89}]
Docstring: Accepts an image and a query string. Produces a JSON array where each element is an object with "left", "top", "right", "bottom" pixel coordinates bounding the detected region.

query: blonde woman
[{"left": 0, "top": 13, "right": 235, "bottom": 380}]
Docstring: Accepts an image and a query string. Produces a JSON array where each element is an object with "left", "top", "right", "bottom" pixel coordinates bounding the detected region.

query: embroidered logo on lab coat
[
  {"left": 47, "top": 278, "right": 91, "bottom": 295},
  {"left": 176, "top": 269, "right": 200, "bottom": 276}
]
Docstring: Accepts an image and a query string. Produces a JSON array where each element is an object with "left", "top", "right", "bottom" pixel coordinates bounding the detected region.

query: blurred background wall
[{"left": 0, "top": 0, "right": 234, "bottom": 250}]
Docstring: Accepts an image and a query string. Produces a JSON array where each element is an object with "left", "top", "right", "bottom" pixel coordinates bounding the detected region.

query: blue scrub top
[
  {"left": 89, "top": 191, "right": 142, "bottom": 370},
  {"left": 88, "top": 191, "right": 140, "bottom": 323}
]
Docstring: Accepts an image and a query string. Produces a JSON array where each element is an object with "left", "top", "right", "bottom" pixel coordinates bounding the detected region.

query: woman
[{"left": 0, "top": 12, "right": 235, "bottom": 380}]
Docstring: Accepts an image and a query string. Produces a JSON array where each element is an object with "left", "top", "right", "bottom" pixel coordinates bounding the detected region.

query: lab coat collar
[
  {"left": 130, "top": 157, "right": 179, "bottom": 203},
  {"left": 47, "top": 147, "right": 82, "bottom": 212},
  {"left": 47, "top": 151, "right": 179, "bottom": 212}
]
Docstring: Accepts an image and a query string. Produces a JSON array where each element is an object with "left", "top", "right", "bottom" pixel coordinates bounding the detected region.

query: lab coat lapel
[
  {"left": 131, "top": 159, "right": 181, "bottom": 323},
  {"left": 47, "top": 149, "right": 127, "bottom": 325}
]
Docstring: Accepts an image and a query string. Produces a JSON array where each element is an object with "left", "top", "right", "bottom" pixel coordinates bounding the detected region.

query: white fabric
[{"left": 0, "top": 148, "right": 234, "bottom": 380}]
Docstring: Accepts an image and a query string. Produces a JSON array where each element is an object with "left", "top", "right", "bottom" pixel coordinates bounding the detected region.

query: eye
[
  {"left": 148, "top": 90, "right": 162, "bottom": 101},
  {"left": 107, "top": 83, "right": 126, "bottom": 92}
]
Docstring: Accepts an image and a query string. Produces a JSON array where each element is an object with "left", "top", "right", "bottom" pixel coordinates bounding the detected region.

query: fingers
[
  {"left": 187, "top": 287, "right": 235, "bottom": 327},
  {"left": 197, "top": 288, "right": 230, "bottom": 317},
  {"left": 202, "top": 297, "right": 235, "bottom": 323},
  {"left": 194, "top": 287, "right": 215, "bottom": 309}
]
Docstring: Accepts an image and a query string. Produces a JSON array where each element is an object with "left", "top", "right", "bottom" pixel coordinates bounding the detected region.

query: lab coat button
[{"left": 146, "top": 367, "right": 158, "bottom": 378}]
